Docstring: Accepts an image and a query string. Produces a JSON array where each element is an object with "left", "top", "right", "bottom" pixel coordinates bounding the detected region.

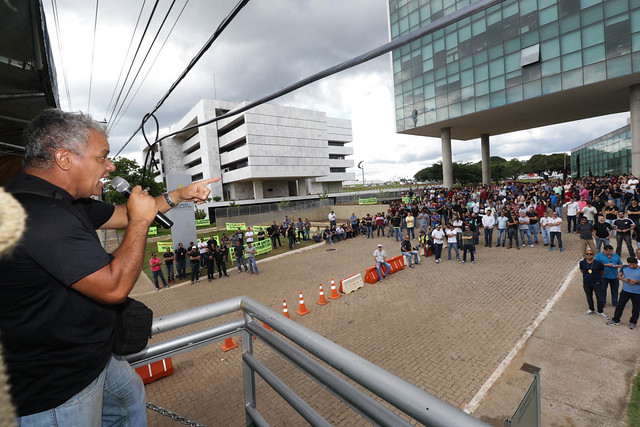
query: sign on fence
[
  {"left": 226, "top": 222, "right": 247, "bottom": 231},
  {"left": 358, "top": 197, "right": 378, "bottom": 205},
  {"left": 147, "top": 227, "right": 157, "bottom": 236},
  {"left": 157, "top": 241, "right": 173, "bottom": 252},
  {"left": 196, "top": 219, "right": 210, "bottom": 227}
]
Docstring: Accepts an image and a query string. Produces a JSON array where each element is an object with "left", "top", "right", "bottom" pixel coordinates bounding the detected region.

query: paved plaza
[{"left": 131, "top": 231, "right": 640, "bottom": 426}]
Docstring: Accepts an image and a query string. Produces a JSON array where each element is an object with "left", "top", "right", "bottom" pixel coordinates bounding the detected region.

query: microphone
[{"left": 110, "top": 176, "right": 173, "bottom": 229}]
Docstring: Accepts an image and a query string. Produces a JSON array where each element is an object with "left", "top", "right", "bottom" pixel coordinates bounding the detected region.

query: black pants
[
  {"left": 583, "top": 281, "right": 604, "bottom": 313},
  {"left": 190, "top": 262, "right": 200, "bottom": 282},
  {"left": 612, "top": 290, "right": 640, "bottom": 324},
  {"left": 271, "top": 235, "right": 281, "bottom": 248},
  {"left": 616, "top": 233, "right": 634, "bottom": 258},
  {"left": 206, "top": 260, "right": 215, "bottom": 280},
  {"left": 216, "top": 260, "right": 227, "bottom": 277},
  {"left": 462, "top": 245, "right": 474, "bottom": 262}
]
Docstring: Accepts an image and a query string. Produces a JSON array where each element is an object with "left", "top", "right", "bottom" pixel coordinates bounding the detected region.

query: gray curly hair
[{"left": 23, "top": 109, "right": 108, "bottom": 169}]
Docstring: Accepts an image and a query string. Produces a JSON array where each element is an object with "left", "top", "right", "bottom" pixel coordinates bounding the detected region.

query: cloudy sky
[{"left": 40, "top": 0, "right": 629, "bottom": 182}]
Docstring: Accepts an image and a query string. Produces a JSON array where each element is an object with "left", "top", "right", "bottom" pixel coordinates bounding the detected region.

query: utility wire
[
  {"left": 50, "top": 0, "right": 72, "bottom": 110},
  {"left": 87, "top": 0, "right": 100, "bottom": 113},
  {"left": 105, "top": 0, "right": 161, "bottom": 127},
  {"left": 154, "top": 0, "right": 503, "bottom": 144},
  {"left": 109, "top": 0, "right": 190, "bottom": 132},
  {"left": 113, "top": 0, "right": 250, "bottom": 157},
  {"left": 108, "top": 0, "right": 179, "bottom": 131},
  {"left": 104, "top": 0, "right": 148, "bottom": 121},
  {"left": 117, "top": 0, "right": 501, "bottom": 158}
]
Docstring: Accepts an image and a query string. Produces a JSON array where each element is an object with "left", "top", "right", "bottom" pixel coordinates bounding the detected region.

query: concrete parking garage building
[
  {"left": 153, "top": 99, "right": 355, "bottom": 201},
  {"left": 388, "top": 0, "right": 640, "bottom": 185}
]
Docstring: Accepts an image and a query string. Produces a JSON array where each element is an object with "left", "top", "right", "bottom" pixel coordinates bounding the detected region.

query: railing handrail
[{"left": 126, "top": 296, "right": 489, "bottom": 426}]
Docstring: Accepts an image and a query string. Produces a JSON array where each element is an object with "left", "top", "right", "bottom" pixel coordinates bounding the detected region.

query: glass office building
[
  {"left": 389, "top": 0, "right": 640, "bottom": 139},
  {"left": 571, "top": 123, "right": 631, "bottom": 177}
]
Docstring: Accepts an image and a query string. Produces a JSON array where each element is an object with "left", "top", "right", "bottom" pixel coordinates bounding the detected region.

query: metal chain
[{"left": 146, "top": 402, "right": 207, "bottom": 427}]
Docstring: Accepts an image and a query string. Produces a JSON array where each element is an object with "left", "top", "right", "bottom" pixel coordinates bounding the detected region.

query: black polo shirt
[
  {"left": 0, "top": 173, "right": 116, "bottom": 416},
  {"left": 579, "top": 259, "right": 604, "bottom": 284},
  {"left": 594, "top": 221, "right": 613, "bottom": 238}
]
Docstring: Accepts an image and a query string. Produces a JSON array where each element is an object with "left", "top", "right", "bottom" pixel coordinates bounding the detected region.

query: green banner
[
  {"left": 226, "top": 222, "right": 246, "bottom": 231},
  {"left": 196, "top": 219, "right": 210, "bottom": 227},
  {"left": 157, "top": 241, "right": 173, "bottom": 252},
  {"left": 253, "top": 238, "right": 272, "bottom": 255},
  {"left": 401, "top": 196, "right": 410, "bottom": 203},
  {"left": 253, "top": 225, "right": 270, "bottom": 232},
  {"left": 358, "top": 197, "right": 378, "bottom": 205},
  {"left": 147, "top": 227, "right": 157, "bottom": 236},
  {"left": 229, "top": 239, "right": 272, "bottom": 261}
]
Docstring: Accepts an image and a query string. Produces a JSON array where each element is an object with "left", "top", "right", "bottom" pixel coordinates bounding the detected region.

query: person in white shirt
[
  {"left": 496, "top": 211, "right": 509, "bottom": 247},
  {"left": 244, "top": 226, "right": 254, "bottom": 244},
  {"left": 328, "top": 211, "right": 337, "bottom": 227},
  {"left": 563, "top": 197, "right": 580, "bottom": 233},
  {"left": 431, "top": 224, "right": 445, "bottom": 263},
  {"left": 547, "top": 211, "right": 563, "bottom": 251},
  {"left": 446, "top": 224, "right": 459, "bottom": 261},
  {"left": 482, "top": 209, "right": 495, "bottom": 247},
  {"left": 198, "top": 239, "right": 207, "bottom": 268},
  {"left": 539, "top": 211, "right": 550, "bottom": 246},
  {"left": 373, "top": 244, "right": 391, "bottom": 280}
]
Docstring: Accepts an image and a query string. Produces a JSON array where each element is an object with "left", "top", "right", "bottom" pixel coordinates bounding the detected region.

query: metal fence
[
  {"left": 214, "top": 198, "right": 334, "bottom": 219},
  {"left": 126, "top": 296, "right": 489, "bottom": 426},
  {"left": 213, "top": 190, "right": 408, "bottom": 219}
]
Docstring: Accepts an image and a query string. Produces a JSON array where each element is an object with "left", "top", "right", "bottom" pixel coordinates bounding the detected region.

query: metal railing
[{"left": 126, "top": 296, "right": 489, "bottom": 426}]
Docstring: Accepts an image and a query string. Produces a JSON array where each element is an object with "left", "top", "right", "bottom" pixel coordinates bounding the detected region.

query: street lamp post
[{"left": 357, "top": 161, "right": 365, "bottom": 186}]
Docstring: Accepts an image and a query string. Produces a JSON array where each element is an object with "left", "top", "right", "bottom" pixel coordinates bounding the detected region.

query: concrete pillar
[
  {"left": 632, "top": 85, "right": 640, "bottom": 177},
  {"left": 252, "top": 180, "right": 263, "bottom": 200},
  {"left": 481, "top": 133, "right": 491, "bottom": 185},
  {"left": 298, "top": 178, "right": 309, "bottom": 196},
  {"left": 441, "top": 127, "right": 453, "bottom": 188}
]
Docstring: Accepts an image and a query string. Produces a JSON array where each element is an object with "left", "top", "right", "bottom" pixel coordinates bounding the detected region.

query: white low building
[{"left": 152, "top": 99, "right": 355, "bottom": 201}]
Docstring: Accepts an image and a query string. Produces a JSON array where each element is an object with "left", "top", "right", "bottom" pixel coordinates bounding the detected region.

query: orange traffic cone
[
  {"left": 328, "top": 278, "right": 341, "bottom": 300},
  {"left": 282, "top": 299, "right": 291, "bottom": 319},
  {"left": 296, "top": 291, "right": 311, "bottom": 315},
  {"left": 316, "top": 284, "right": 329, "bottom": 305},
  {"left": 220, "top": 337, "right": 238, "bottom": 352}
]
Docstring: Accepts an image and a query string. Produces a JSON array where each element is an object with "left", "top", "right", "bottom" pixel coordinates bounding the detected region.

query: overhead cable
[
  {"left": 87, "top": 0, "right": 100, "bottom": 113},
  {"left": 113, "top": 0, "right": 250, "bottom": 157},
  {"left": 104, "top": 0, "right": 148, "bottom": 121},
  {"left": 154, "top": 0, "right": 503, "bottom": 145},
  {"left": 50, "top": 0, "right": 72, "bottom": 109},
  {"left": 105, "top": 0, "right": 161, "bottom": 127},
  {"left": 108, "top": 0, "right": 190, "bottom": 132},
  {"left": 108, "top": 0, "right": 179, "bottom": 131}
]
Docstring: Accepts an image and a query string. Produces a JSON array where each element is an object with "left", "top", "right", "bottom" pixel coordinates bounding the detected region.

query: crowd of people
[
  {"left": 353, "top": 176, "right": 640, "bottom": 329},
  {"left": 152, "top": 216, "right": 323, "bottom": 287}
]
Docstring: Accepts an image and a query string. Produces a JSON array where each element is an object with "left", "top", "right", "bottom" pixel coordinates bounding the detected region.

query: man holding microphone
[{"left": 0, "top": 109, "right": 218, "bottom": 425}]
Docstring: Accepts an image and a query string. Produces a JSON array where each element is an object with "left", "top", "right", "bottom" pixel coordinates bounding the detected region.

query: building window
[
  {"left": 185, "top": 158, "right": 202, "bottom": 168},
  {"left": 184, "top": 142, "right": 200, "bottom": 155},
  {"left": 330, "top": 168, "right": 346, "bottom": 173}
]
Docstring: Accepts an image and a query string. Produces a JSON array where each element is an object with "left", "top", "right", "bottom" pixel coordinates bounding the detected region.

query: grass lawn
[{"left": 140, "top": 230, "right": 321, "bottom": 282}]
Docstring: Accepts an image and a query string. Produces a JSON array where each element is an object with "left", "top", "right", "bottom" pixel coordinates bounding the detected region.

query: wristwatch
[{"left": 164, "top": 192, "right": 177, "bottom": 207}]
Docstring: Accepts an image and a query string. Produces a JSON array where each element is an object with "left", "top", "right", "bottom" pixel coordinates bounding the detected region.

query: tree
[
  {"left": 414, "top": 162, "right": 443, "bottom": 182},
  {"left": 524, "top": 153, "right": 568, "bottom": 177},
  {"left": 104, "top": 157, "right": 166, "bottom": 205},
  {"left": 452, "top": 162, "right": 481, "bottom": 186}
]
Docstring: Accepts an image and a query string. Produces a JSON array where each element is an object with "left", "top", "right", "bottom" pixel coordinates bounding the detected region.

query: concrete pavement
[{"left": 129, "top": 231, "right": 640, "bottom": 426}]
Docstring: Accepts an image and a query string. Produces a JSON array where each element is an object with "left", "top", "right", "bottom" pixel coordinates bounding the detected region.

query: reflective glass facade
[
  {"left": 389, "top": 0, "right": 640, "bottom": 132},
  {"left": 571, "top": 124, "right": 631, "bottom": 176}
]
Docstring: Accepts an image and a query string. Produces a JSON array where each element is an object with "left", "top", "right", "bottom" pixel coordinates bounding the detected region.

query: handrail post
[{"left": 242, "top": 314, "right": 257, "bottom": 426}]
